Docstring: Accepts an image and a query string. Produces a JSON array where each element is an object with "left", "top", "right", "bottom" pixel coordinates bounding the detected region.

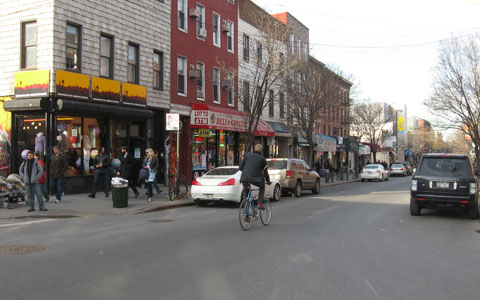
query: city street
[{"left": 1, "top": 177, "right": 480, "bottom": 300}]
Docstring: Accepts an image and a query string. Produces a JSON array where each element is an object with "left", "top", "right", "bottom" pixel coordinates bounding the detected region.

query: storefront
[
  {"left": 190, "top": 103, "right": 274, "bottom": 179},
  {"left": 314, "top": 134, "right": 337, "bottom": 169},
  {"left": 5, "top": 70, "right": 158, "bottom": 194},
  {"left": 266, "top": 121, "right": 291, "bottom": 158},
  {"left": 0, "top": 97, "right": 12, "bottom": 177}
]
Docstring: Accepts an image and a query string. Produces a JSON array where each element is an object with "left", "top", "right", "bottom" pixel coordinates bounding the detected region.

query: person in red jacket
[{"left": 34, "top": 152, "right": 50, "bottom": 202}]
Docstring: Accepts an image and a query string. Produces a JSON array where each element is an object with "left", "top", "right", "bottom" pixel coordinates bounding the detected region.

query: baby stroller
[{"left": 0, "top": 174, "right": 26, "bottom": 209}]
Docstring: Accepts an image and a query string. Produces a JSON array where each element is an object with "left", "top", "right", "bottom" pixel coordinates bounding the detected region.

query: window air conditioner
[
  {"left": 197, "top": 90, "right": 204, "bottom": 98},
  {"left": 189, "top": 8, "right": 200, "bottom": 17},
  {"left": 189, "top": 69, "right": 201, "bottom": 78},
  {"left": 221, "top": 79, "right": 230, "bottom": 88},
  {"left": 198, "top": 28, "right": 207, "bottom": 38},
  {"left": 221, "top": 21, "right": 230, "bottom": 32}
]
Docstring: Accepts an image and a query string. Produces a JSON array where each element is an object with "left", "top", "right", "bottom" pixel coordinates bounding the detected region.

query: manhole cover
[
  {"left": 149, "top": 219, "right": 174, "bottom": 223},
  {"left": 0, "top": 245, "right": 45, "bottom": 255}
]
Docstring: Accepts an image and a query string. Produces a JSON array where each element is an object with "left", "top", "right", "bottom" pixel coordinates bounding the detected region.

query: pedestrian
[
  {"left": 50, "top": 145, "right": 68, "bottom": 203},
  {"left": 117, "top": 146, "right": 140, "bottom": 198},
  {"left": 88, "top": 146, "right": 110, "bottom": 198},
  {"left": 34, "top": 152, "right": 49, "bottom": 202},
  {"left": 20, "top": 150, "right": 47, "bottom": 212},
  {"left": 145, "top": 148, "right": 158, "bottom": 202}
]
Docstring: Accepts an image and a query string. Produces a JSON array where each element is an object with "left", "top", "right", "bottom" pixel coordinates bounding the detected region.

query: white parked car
[
  {"left": 390, "top": 163, "right": 407, "bottom": 176},
  {"left": 191, "top": 166, "right": 282, "bottom": 206},
  {"left": 360, "top": 164, "right": 390, "bottom": 181}
]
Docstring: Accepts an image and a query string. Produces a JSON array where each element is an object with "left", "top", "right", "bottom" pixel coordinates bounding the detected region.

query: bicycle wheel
[
  {"left": 239, "top": 198, "right": 253, "bottom": 231},
  {"left": 168, "top": 182, "right": 175, "bottom": 201},
  {"left": 260, "top": 198, "right": 272, "bottom": 225}
]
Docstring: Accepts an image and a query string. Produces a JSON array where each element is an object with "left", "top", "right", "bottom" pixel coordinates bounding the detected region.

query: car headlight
[
  {"left": 470, "top": 183, "right": 476, "bottom": 195},
  {"left": 411, "top": 180, "right": 417, "bottom": 191}
]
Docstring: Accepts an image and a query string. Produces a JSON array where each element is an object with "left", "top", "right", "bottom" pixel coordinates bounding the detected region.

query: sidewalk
[{"left": 0, "top": 178, "right": 359, "bottom": 219}]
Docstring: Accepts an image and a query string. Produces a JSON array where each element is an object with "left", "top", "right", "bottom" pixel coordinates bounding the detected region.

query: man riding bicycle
[{"left": 239, "top": 144, "right": 271, "bottom": 209}]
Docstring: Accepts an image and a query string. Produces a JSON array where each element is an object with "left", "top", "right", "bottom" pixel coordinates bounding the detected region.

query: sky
[{"left": 252, "top": 0, "right": 480, "bottom": 120}]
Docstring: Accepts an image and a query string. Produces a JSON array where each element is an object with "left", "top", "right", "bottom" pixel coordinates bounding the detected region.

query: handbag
[{"left": 138, "top": 168, "right": 148, "bottom": 182}]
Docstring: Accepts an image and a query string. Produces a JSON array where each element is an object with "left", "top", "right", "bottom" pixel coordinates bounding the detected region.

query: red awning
[{"left": 190, "top": 103, "right": 274, "bottom": 136}]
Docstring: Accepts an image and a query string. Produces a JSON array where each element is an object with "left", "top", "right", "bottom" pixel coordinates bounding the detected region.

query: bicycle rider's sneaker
[{"left": 258, "top": 202, "right": 265, "bottom": 210}]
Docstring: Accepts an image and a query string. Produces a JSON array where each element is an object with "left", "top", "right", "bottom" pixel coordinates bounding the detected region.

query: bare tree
[
  {"left": 448, "top": 130, "right": 472, "bottom": 155},
  {"left": 350, "top": 99, "right": 392, "bottom": 162},
  {"left": 425, "top": 34, "right": 480, "bottom": 163},
  {"left": 218, "top": 0, "right": 298, "bottom": 152}
]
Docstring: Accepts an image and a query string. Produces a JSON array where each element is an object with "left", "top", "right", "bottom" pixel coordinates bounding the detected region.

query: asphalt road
[{"left": 1, "top": 176, "right": 480, "bottom": 300}]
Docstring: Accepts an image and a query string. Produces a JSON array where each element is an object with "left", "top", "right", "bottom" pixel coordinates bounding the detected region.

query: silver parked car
[{"left": 390, "top": 163, "right": 407, "bottom": 176}]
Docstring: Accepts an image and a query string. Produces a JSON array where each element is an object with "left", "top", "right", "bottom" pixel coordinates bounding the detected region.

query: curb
[{"left": 128, "top": 202, "right": 196, "bottom": 215}]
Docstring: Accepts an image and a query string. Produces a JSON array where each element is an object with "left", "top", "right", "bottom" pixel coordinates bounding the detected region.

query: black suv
[{"left": 410, "top": 154, "right": 479, "bottom": 219}]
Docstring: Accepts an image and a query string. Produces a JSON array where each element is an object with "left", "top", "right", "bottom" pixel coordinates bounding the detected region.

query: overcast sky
[{"left": 252, "top": 0, "right": 480, "bottom": 120}]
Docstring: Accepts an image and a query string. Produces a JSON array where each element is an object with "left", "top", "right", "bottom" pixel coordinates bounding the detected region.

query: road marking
[
  {"left": 0, "top": 219, "right": 57, "bottom": 228},
  {"left": 365, "top": 279, "right": 382, "bottom": 300}
]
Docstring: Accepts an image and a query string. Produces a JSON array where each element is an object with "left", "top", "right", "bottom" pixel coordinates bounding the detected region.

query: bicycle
[
  {"left": 238, "top": 186, "right": 272, "bottom": 231},
  {"left": 167, "top": 169, "right": 190, "bottom": 201}
]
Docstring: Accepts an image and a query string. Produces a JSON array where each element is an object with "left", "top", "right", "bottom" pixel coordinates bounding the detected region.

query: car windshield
[
  {"left": 365, "top": 165, "right": 380, "bottom": 169},
  {"left": 392, "top": 164, "right": 403, "bottom": 168},
  {"left": 205, "top": 168, "right": 239, "bottom": 176},
  {"left": 267, "top": 160, "right": 287, "bottom": 169},
  {"left": 417, "top": 157, "right": 470, "bottom": 177}
]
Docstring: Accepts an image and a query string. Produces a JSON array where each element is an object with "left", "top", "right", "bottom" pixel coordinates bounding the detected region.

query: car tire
[
  {"left": 271, "top": 184, "right": 281, "bottom": 202},
  {"left": 361, "top": 179, "right": 365, "bottom": 182},
  {"left": 312, "top": 179, "right": 320, "bottom": 194},
  {"left": 466, "top": 205, "right": 479, "bottom": 219},
  {"left": 293, "top": 181, "right": 302, "bottom": 198},
  {"left": 410, "top": 197, "right": 421, "bottom": 216},
  {"left": 195, "top": 200, "right": 207, "bottom": 207}
]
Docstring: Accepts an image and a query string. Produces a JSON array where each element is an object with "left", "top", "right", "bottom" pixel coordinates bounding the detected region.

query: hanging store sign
[
  {"left": 91, "top": 76, "right": 121, "bottom": 104},
  {"left": 56, "top": 70, "right": 90, "bottom": 100},
  {"left": 14, "top": 70, "right": 50, "bottom": 98},
  {"left": 122, "top": 82, "right": 147, "bottom": 107},
  {"left": 314, "top": 134, "right": 337, "bottom": 152}
]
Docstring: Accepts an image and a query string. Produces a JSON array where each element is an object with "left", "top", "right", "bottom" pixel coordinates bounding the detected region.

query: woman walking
[{"left": 145, "top": 148, "right": 158, "bottom": 202}]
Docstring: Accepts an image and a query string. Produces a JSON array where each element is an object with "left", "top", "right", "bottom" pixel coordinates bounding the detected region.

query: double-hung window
[
  {"left": 21, "top": 21, "right": 37, "bottom": 69},
  {"left": 243, "top": 34, "right": 249, "bottom": 61},
  {"left": 243, "top": 81, "right": 250, "bottom": 111},
  {"left": 178, "top": 0, "right": 187, "bottom": 31},
  {"left": 227, "top": 21, "right": 234, "bottom": 52},
  {"left": 212, "top": 14, "right": 220, "bottom": 47},
  {"left": 177, "top": 56, "right": 187, "bottom": 95},
  {"left": 196, "top": 62, "right": 205, "bottom": 99},
  {"left": 256, "top": 42, "right": 262, "bottom": 65},
  {"left": 269, "top": 90, "right": 274, "bottom": 117},
  {"left": 213, "top": 67, "right": 220, "bottom": 103},
  {"left": 227, "top": 72, "right": 234, "bottom": 106},
  {"left": 100, "top": 34, "right": 113, "bottom": 78},
  {"left": 196, "top": 4, "right": 205, "bottom": 38},
  {"left": 153, "top": 51, "right": 164, "bottom": 90},
  {"left": 127, "top": 43, "right": 139, "bottom": 83},
  {"left": 66, "top": 23, "right": 81, "bottom": 71},
  {"left": 279, "top": 93, "right": 285, "bottom": 118},
  {"left": 290, "top": 34, "right": 295, "bottom": 54}
]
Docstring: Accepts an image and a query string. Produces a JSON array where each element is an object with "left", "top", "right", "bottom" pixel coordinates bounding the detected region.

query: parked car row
[
  {"left": 191, "top": 158, "right": 321, "bottom": 206},
  {"left": 360, "top": 161, "right": 414, "bottom": 181}
]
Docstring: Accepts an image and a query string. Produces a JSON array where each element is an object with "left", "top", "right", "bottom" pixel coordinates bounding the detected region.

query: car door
[{"left": 302, "top": 160, "right": 316, "bottom": 188}]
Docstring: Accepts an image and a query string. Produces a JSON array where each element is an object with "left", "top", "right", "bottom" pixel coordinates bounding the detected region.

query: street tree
[
  {"left": 425, "top": 34, "right": 480, "bottom": 163},
  {"left": 350, "top": 99, "right": 392, "bottom": 162},
  {"left": 219, "top": 0, "right": 298, "bottom": 152},
  {"left": 286, "top": 57, "right": 352, "bottom": 166}
]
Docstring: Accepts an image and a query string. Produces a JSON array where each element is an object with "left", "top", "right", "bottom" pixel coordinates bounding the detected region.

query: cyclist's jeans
[{"left": 242, "top": 182, "right": 265, "bottom": 204}]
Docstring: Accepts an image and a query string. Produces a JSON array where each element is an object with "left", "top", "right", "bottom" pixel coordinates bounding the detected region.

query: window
[
  {"left": 127, "top": 43, "right": 139, "bottom": 83},
  {"left": 66, "top": 23, "right": 81, "bottom": 70},
  {"left": 100, "top": 34, "right": 113, "bottom": 78},
  {"left": 177, "top": 56, "right": 187, "bottom": 95},
  {"left": 178, "top": 0, "right": 187, "bottom": 31},
  {"left": 227, "top": 72, "right": 234, "bottom": 106},
  {"left": 243, "top": 34, "right": 249, "bottom": 61},
  {"left": 21, "top": 21, "right": 37, "bottom": 69},
  {"left": 212, "top": 13, "right": 220, "bottom": 47},
  {"left": 279, "top": 93, "right": 284, "bottom": 118},
  {"left": 226, "top": 21, "right": 234, "bottom": 52},
  {"left": 256, "top": 42, "right": 262, "bottom": 64},
  {"left": 153, "top": 51, "right": 164, "bottom": 90},
  {"left": 269, "top": 90, "right": 274, "bottom": 117},
  {"left": 196, "top": 4, "right": 205, "bottom": 38},
  {"left": 290, "top": 34, "right": 295, "bottom": 54},
  {"left": 213, "top": 67, "right": 220, "bottom": 103},
  {"left": 196, "top": 62, "right": 205, "bottom": 99},
  {"left": 243, "top": 81, "right": 249, "bottom": 111}
]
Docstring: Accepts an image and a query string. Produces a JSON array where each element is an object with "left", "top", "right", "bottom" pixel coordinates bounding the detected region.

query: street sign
[{"left": 166, "top": 113, "right": 180, "bottom": 131}]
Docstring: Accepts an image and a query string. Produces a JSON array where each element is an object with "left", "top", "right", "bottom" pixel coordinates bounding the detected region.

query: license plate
[
  {"left": 437, "top": 182, "right": 449, "bottom": 188},
  {"left": 203, "top": 194, "right": 213, "bottom": 199}
]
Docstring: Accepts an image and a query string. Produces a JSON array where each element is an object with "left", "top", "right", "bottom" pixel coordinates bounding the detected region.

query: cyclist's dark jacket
[{"left": 239, "top": 151, "right": 270, "bottom": 184}]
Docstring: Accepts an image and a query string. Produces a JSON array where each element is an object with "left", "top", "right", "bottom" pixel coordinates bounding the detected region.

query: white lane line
[
  {"left": 0, "top": 219, "right": 57, "bottom": 228},
  {"left": 365, "top": 279, "right": 382, "bottom": 300}
]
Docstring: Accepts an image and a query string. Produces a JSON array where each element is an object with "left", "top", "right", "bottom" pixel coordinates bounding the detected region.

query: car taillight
[
  {"left": 218, "top": 178, "right": 235, "bottom": 186},
  {"left": 286, "top": 170, "right": 292, "bottom": 179},
  {"left": 376, "top": 170, "right": 381, "bottom": 173},
  {"left": 400, "top": 168, "right": 404, "bottom": 171},
  {"left": 389, "top": 168, "right": 392, "bottom": 171},
  {"left": 192, "top": 178, "right": 202, "bottom": 186}
]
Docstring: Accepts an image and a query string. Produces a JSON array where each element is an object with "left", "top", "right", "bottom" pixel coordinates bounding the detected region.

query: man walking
[
  {"left": 50, "top": 145, "right": 67, "bottom": 203},
  {"left": 117, "top": 146, "right": 139, "bottom": 198},
  {"left": 20, "top": 150, "right": 47, "bottom": 212},
  {"left": 88, "top": 146, "right": 110, "bottom": 198}
]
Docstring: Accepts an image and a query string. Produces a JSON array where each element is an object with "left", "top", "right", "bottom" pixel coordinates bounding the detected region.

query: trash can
[{"left": 112, "top": 184, "right": 129, "bottom": 208}]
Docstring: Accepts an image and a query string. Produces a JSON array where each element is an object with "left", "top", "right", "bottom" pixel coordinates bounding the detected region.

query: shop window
[
  {"left": 56, "top": 116, "right": 82, "bottom": 176},
  {"left": 192, "top": 128, "right": 208, "bottom": 178},
  {"left": 110, "top": 119, "right": 128, "bottom": 159},
  {"left": 83, "top": 117, "right": 105, "bottom": 175},
  {"left": 226, "top": 132, "right": 235, "bottom": 166},
  {"left": 17, "top": 114, "right": 46, "bottom": 163}
]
